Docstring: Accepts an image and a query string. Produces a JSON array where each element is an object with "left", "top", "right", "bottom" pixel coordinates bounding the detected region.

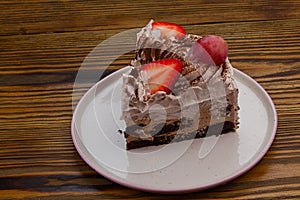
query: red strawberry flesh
[
  {"left": 152, "top": 21, "right": 186, "bottom": 40},
  {"left": 141, "top": 58, "right": 183, "bottom": 94}
]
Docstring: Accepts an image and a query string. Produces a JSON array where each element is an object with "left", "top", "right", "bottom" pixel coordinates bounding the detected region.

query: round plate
[{"left": 71, "top": 67, "right": 277, "bottom": 193}]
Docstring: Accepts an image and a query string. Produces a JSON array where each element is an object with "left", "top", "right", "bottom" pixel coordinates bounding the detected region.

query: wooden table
[{"left": 1, "top": 0, "right": 299, "bottom": 199}]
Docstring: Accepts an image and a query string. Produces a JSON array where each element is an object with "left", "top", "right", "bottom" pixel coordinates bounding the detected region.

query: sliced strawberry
[
  {"left": 141, "top": 58, "right": 183, "bottom": 94},
  {"left": 152, "top": 21, "right": 186, "bottom": 40}
]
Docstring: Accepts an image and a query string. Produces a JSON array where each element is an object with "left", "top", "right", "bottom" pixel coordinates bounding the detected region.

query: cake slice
[{"left": 121, "top": 20, "right": 239, "bottom": 150}]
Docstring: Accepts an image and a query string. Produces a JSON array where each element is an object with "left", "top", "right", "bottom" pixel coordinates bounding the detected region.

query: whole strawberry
[{"left": 188, "top": 35, "right": 228, "bottom": 66}]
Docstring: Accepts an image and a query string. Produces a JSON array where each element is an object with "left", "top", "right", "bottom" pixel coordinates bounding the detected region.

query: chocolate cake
[{"left": 121, "top": 20, "right": 239, "bottom": 150}]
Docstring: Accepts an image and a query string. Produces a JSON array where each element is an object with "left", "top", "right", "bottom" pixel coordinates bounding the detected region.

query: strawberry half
[
  {"left": 152, "top": 21, "right": 186, "bottom": 40},
  {"left": 141, "top": 58, "right": 183, "bottom": 94}
]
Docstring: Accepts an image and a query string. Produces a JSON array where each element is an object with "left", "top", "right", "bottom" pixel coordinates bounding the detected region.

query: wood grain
[{"left": 0, "top": 0, "right": 300, "bottom": 199}]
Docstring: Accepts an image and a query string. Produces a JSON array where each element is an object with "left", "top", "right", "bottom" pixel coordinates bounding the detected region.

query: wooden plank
[{"left": 0, "top": 0, "right": 299, "bottom": 36}]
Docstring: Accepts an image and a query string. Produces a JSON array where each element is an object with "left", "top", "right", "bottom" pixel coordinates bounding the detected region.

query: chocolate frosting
[{"left": 121, "top": 20, "right": 239, "bottom": 140}]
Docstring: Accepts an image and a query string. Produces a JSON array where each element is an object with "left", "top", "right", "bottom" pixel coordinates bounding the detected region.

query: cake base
[{"left": 124, "top": 121, "right": 235, "bottom": 150}]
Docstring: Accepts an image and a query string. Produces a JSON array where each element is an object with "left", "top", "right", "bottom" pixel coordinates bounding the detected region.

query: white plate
[{"left": 71, "top": 67, "right": 277, "bottom": 193}]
